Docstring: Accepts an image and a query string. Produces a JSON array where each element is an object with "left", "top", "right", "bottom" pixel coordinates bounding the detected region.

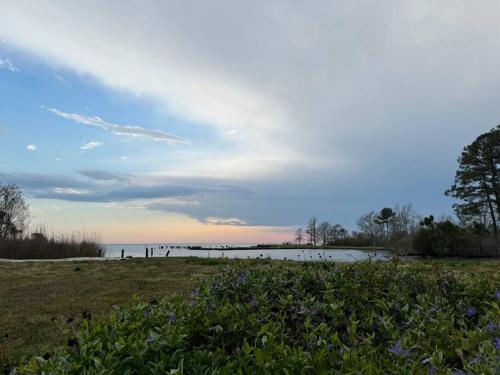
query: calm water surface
[{"left": 105, "top": 243, "right": 394, "bottom": 262}]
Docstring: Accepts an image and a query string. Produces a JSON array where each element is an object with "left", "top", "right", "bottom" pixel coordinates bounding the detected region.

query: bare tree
[
  {"left": 317, "top": 221, "right": 331, "bottom": 246},
  {"left": 356, "top": 211, "right": 384, "bottom": 246},
  {"left": 294, "top": 228, "right": 304, "bottom": 245},
  {"left": 0, "top": 183, "right": 29, "bottom": 239},
  {"left": 306, "top": 217, "right": 317, "bottom": 246},
  {"left": 391, "top": 204, "right": 419, "bottom": 239}
]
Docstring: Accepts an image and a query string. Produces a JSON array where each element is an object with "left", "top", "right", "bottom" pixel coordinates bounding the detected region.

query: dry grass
[
  {"left": 0, "top": 258, "right": 220, "bottom": 367},
  {"left": 0, "top": 257, "right": 498, "bottom": 369},
  {"left": 0, "top": 231, "right": 104, "bottom": 259}
]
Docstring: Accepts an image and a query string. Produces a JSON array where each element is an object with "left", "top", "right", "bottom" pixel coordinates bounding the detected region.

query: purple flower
[
  {"left": 470, "top": 355, "right": 481, "bottom": 364},
  {"left": 167, "top": 314, "right": 176, "bottom": 322},
  {"left": 237, "top": 271, "right": 248, "bottom": 285},
  {"left": 496, "top": 290, "right": 500, "bottom": 300},
  {"left": 486, "top": 321, "right": 497, "bottom": 334},
  {"left": 465, "top": 306, "right": 477, "bottom": 317},
  {"left": 339, "top": 347, "right": 344, "bottom": 356},
  {"left": 388, "top": 340, "right": 410, "bottom": 357},
  {"left": 250, "top": 297, "right": 257, "bottom": 307},
  {"left": 145, "top": 335, "right": 155, "bottom": 345},
  {"left": 428, "top": 367, "right": 437, "bottom": 375},
  {"left": 453, "top": 370, "right": 468, "bottom": 375},
  {"left": 495, "top": 337, "right": 500, "bottom": 350}
]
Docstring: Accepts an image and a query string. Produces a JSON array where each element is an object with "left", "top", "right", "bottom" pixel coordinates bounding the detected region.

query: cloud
[
  {"left": 225, "top": 129, "right": 237, "bottom": 136},
  {"left": 0, "top": 172, "right": 92, "bottom": 189},
  {"left": 54, "top": 187, "right": 89, "bottom": 195},
  {"left": 0, "top": 170, "right": 281, "bottom": 225},
  {"left": 26, "top": 144, "right": 37, "bottom": 151},
  {"left": 0, "top": 57, "right": 19, "bottom": 72},
  {"left": 80, "top": 141, "right": 103, "bottom": 150},
  {"left": 48, "top": 108, "right": 186, "bottom": 143},
  {"left": 205, "top": 216, "right": 247, "bottom": 226},
  {"left": 2, "top": 2, "right": 499, "bottom": 227},
  {"left": 79, "top": 169, "right": 129, "bottom": 182},
  {"left": 54, "top": 74, "right": 71, "bottom": 87}
]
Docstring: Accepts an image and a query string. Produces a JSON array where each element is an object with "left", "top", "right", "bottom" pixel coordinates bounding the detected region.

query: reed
[{"left": 0, "top": 226, "right": 105, "bottom": 259}]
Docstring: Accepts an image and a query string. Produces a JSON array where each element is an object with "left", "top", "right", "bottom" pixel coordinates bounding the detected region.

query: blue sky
[{"left": 0, "top": 1, "right": 499, "bottom": 243}]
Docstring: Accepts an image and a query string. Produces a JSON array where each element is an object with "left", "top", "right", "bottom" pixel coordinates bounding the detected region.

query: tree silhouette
[
  {"left": 375, "top": 207, "right": 395, "bottom": 241},
  {"left": 306, "top": 217, "right": 317, "bottom": 246},
  {"left": 446, "top": 125, "right": 500, "bottom": 237},
  {"left": 0, "top": 183, "right": 29, "bottom": 239}
]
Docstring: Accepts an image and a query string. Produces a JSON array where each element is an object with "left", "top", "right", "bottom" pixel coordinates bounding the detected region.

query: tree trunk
[{"left": 486, "top": 196, "right": 498, "bottom": 237}]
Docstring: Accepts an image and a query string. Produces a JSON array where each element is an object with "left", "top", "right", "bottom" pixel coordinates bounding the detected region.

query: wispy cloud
[
  {"left": 26, "top": 144, "right": 37, "bottom": 151},
  {"left": 0, "top": 57, "right": 19, "bottom": 72},
  {"left": 205, "top": 217, "right": 247, "bottom": 226},
  {"left": 54, "top": 187, "right": 89, "bottom": 195},
  {"left": 54, "top": 74, "right": 71, "bottom": 87},
  {"left": 81, "top": 141, "right": 103, "bottom": 150},
  {"left": 48, "top": 108, "right": 186, "bottom": 143},
  {"left": 79, "top": 169, "right": 129, "bottom": 182}
]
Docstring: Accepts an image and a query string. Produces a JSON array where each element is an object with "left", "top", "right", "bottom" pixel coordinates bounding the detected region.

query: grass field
[
  {"left": 1, "top": 257, "right": 499, "bottom": 371},
  {"left": 0, "top": 258, "right": 222, "bottom": 367}
]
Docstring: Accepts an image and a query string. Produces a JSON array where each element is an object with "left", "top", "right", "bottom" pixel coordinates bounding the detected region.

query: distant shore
[{"left": 186, "top": 244, "right": 392, "bottom": 251}]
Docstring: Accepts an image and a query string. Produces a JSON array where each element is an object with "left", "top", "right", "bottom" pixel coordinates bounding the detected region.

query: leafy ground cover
[{"left": 12, "top": 259, "right": 500, "bottom": 374}]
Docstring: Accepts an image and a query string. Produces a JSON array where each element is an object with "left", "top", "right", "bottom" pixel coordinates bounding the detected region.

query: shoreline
[
  {"left": 185, "top": 245, "right": 391, "bottom": 251},
  {"left": 2, "top": 254, "right": 499, "bottom": 263}
]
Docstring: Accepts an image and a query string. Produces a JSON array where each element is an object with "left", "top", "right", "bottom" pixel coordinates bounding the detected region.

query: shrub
[
  {"left": 16, "top": 261, "right": 500, "bottom": 374},
  {"left": 413, "top": 220, "right": 499, "bottom": 257}
]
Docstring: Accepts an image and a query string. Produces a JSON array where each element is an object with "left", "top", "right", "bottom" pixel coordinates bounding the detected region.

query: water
[{"left": 105, "top": 243, "right": 393, "bottom": 262}]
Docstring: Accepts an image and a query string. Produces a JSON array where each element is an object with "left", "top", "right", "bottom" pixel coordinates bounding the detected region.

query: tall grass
[{"left": 0, "top": 227, "right": 105, "bottom": 259}]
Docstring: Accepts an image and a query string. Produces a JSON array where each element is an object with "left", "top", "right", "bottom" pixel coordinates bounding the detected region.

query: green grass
[{"left": 1, "top": 258, "right": 499, "bottom": 373}]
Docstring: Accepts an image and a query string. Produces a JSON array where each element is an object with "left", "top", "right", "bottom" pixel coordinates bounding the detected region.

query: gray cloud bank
[{"left": 0, "top": 170, "right": 313, "bottom": 226}]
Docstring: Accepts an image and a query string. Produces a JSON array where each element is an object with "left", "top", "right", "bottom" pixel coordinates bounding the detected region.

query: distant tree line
[
  {"left": 294, "top": 203, "right": 420, "bottom": 249},
  {"left": 294, "top": 125, "right": 500, "bottom": 257}
]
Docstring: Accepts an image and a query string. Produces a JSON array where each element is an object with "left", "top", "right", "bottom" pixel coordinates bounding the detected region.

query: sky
[{"left": 0, "top": 1, "right": 499, "bottom": 243}]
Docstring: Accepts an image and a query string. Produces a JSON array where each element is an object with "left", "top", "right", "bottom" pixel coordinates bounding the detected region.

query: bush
[
  {"left": 16, "top": 261, "right": 500, "bottom": 374},
  {"left": 413, "top": 221, "right": 499, "bottom": 257}
]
